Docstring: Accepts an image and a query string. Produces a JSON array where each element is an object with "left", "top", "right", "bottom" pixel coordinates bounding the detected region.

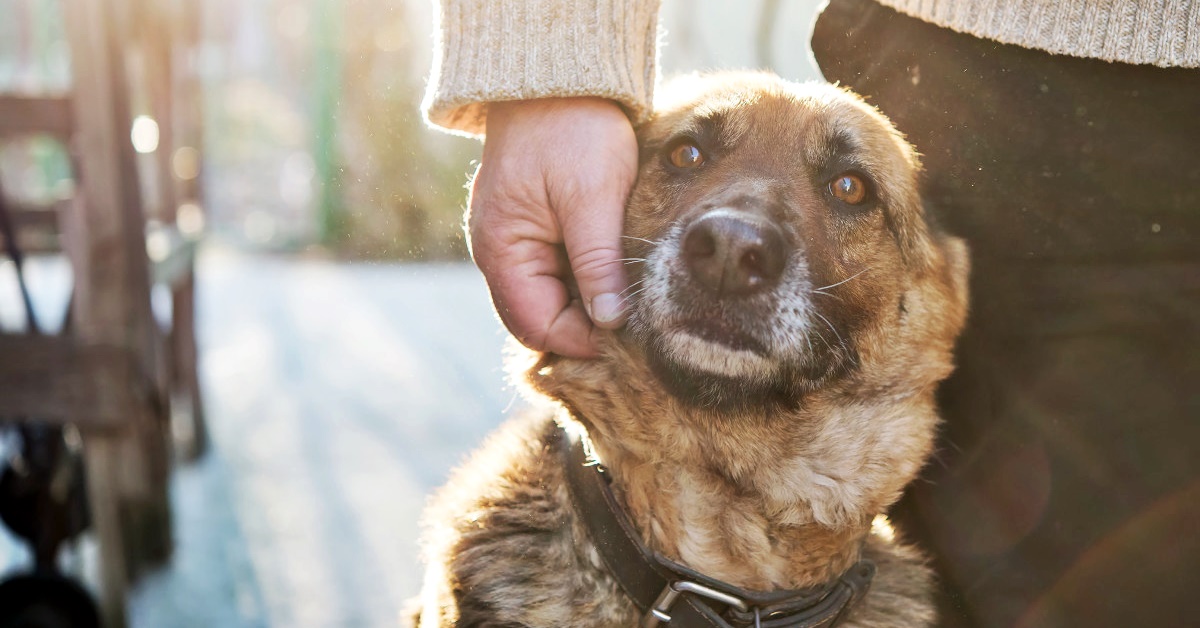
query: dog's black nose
[{"left": 682, "top": 211, "right": 787, "bottom": 296}]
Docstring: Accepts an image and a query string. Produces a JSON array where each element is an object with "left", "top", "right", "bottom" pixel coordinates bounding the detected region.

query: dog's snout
[{"left": 682, "top": 212, "right": 787, "bottom": 297}]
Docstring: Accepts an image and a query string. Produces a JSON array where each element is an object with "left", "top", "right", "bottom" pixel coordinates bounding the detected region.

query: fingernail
[{"left": 589, "top": 292, "right": 626, "bottom": 326}]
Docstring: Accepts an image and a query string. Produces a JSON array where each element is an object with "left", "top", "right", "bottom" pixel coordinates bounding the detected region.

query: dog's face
[{"left": 621, "top": 73, "right": 967, "bottom": 409}]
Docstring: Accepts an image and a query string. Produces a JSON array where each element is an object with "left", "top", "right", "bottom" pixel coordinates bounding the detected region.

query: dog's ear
[
  {"left": 904, "top": 196, "right": 968, "bottom": 295},
  {"left": 919, "top": 232, "right": 971, "bottom": 339},
  {"left": 936, "top": 233, "right": 971, "bottom": 312}
]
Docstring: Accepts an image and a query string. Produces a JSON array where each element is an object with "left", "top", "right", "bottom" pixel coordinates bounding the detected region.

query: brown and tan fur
[{"left": 415, "top": 73, "right": 969, "bottom": 627}]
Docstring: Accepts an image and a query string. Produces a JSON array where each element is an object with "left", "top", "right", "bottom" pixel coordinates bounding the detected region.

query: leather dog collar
[{"left": 561, "top": 426, "right": 875, "bottom": 628}]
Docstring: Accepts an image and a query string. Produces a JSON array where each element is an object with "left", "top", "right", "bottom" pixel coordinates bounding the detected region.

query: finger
[
  {"left": 478, "top": 238, "right": 600, "bottom": 358},
  {"left": 557, "top": 165, "right": 636, "bottom": 330},
  {"left": 562, "top": 215, "right": 629, "bottom": 330}
]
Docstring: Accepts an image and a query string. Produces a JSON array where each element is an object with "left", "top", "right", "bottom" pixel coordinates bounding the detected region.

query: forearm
[{"left": 423, "top": 0, "right": 662, "bottom": 137}]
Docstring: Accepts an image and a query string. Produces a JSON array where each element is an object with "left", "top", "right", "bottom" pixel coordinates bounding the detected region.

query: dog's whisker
[
  {"left": 811, "top": 327, "right": 835, "bottom": 353},
  {"left": 616, "top": 257, "right": 649, "bottom": 265},
  {"left": 812, "top": 289, "right": 844, "bottom": 302},
  {"left": 814, "top": 312, "right": 849, "bottom": 355},
  {"left": 617, "top": 285, "right": 651, "bottom": 306},
  {"left": 620, "top": 235, "right": 661, "bottom": 245},
  {"left": 814, "top": 312, "right": 842, "bottom": 341},
  {"left": 619, "top": 284, "right": 650, "bottom": 301},
  {"left": 617, "top": 279, "right": 646, "bottom": 298},
  {"left": 815, "top": 267, "right": 873, "bottom": 292}
]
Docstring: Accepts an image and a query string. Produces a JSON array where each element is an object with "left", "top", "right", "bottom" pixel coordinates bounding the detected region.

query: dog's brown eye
[
  {"left": 829, "top": 173, "right": 868, "bottom": 205},
  {"left": 669, "top": 143, "right": 705, "bottom": 169}
]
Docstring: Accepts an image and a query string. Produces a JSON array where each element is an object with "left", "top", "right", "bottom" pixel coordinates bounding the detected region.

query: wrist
[{"left": 487, "top": 97, "right": 628, "bottom": 127}]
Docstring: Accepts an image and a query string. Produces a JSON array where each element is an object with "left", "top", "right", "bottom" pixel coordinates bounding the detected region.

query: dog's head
[
  {"left": 613, "top": 73, "right": 968, "bottom": 410},
  {"left": 526, "top": 72, "right": 967, "bottom": 421}
]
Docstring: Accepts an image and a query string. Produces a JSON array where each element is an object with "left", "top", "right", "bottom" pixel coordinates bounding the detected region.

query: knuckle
[{"left": 569, "top": 245, "right": 623, "bottom": 282}]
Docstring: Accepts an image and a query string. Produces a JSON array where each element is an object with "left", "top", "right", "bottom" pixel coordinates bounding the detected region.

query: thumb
[{"left": 560, "top": 186, "right": 630, "bottom": 329}]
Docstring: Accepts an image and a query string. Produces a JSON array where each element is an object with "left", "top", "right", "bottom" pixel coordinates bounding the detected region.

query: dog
[{"left": 414, "top": 72, "right": 969, "bottom": 627}]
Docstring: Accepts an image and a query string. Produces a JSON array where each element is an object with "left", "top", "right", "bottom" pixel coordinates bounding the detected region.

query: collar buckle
[{"left": 642, "top": 580, "right": 751, "bottom": 628}]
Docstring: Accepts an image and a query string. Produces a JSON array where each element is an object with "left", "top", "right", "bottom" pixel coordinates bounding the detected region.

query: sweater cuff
[{"left": 423, "top": 0, "right": 662, "bottom": 138}]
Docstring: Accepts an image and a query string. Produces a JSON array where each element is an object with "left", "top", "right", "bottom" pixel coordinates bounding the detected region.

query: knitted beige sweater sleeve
[
  {"left": 878, "top": 0, "right": 1200, "bottom": 68},
  {"left": 423, "top": 0, "right": 661, "bottom": 137}
]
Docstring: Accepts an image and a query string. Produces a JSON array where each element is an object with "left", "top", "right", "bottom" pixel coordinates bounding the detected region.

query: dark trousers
[{"left": 813, "top": 2, "right": 1200, "bottom": 626}]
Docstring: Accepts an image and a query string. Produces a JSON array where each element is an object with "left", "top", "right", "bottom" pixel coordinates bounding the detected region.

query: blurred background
[{"left": 0, "top": 0, "right": 823, "bottom": 625}]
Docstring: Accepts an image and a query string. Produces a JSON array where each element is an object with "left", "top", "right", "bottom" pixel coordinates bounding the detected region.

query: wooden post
[
  {"left": 61, "top": 0, "right": 169, "bottom": 621},
  {"left": 83, "top": 436, "right": 128, "bottom": 628},
  {"left": 163, "top": 0, "right": 210, "bottom": 460},
  {"left": 172, "top": 271, "right": 208, "bottom": 459}
]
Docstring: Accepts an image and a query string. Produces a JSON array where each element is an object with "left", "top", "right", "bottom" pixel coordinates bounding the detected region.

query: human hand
[{"left": 468, "top": 97, "right": 637, "bottom": 358}]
